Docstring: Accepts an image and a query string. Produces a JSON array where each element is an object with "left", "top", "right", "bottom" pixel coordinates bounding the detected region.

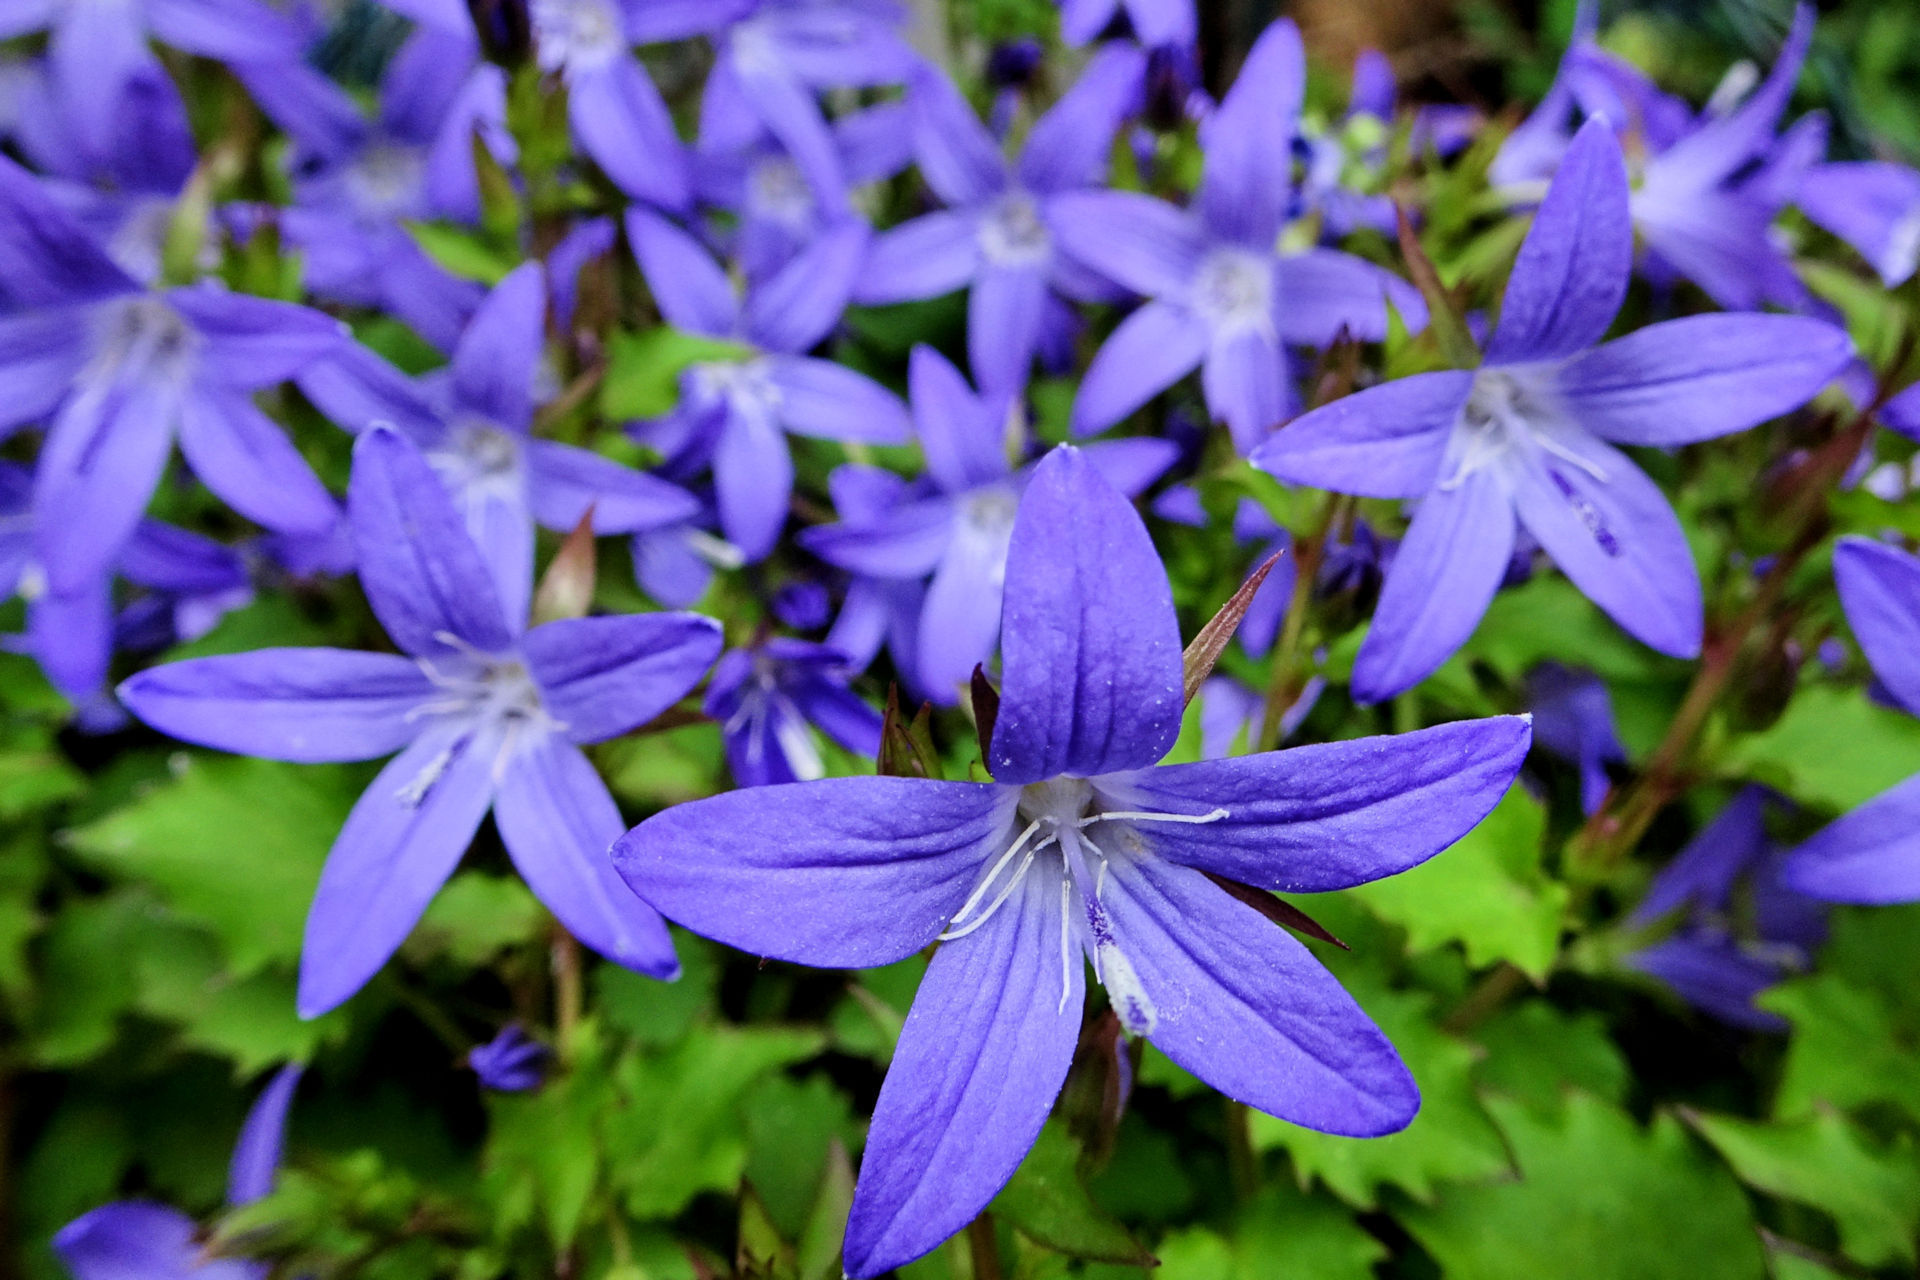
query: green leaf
[
  {"left": 1760, "top": 971, "right": 1920, "bottom": 1121},
  {"left": 992, "top": 1121, "right": 1154, "bottom": 1265},
  {"left": 744, "top": 1073, "right": 858, "bottom": 1236},
  {"left": 406, "top": 221, "right": 515, "bottom": 284},
  {"left": 600, "top": 328, "right": 753, "bottom": 421},
  {"left": 1348, "top": 787, "right": 1566, "bottom": 981},
  {"left": 1687, "top": 1108, "right": 1920, "bottom": 1268},
  {"left": 1471, "top": 1002, "right": 1630, "bottom": 1110},
  {"left": 1250, "top": 984, "right": 1509, "bottom": 1207},
  {"left": 596, "top": 929, "right": 722, "bottom": 1048},
  {"left": 62, "top": 756, "right": 356, "bottom": 975},
  {"left": 0, "top": 747, "right": 84, "bottom": 817},
  {"left": 23, "top": 896, "right": 145, "bottom": 1065},
  {"left": 1725, "top": 684, "right": 1920, "bottom": 812},
  {"left": 1156, "top": 1188, "right": 1384, "bottom": 1280},
  {"left": 1400, "top": 1093, "right": 1766, "bottom": 1280},
  {"left": 408, "top": 872, "right": 544, "bottom": 967}
]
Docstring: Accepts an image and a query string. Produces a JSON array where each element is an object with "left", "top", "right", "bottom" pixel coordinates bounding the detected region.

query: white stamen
[
  {"left": 1058, "top": 876, "right": 1074, "bottom": 1014},
  {"left": 1534, "top": 429, "right": 1610, "bottom": 482},
  {"left": 395, "top": 743, "right": 456, "bottom": 807},
  {"left": 1076, "top": 807, "right": 1229, "bottom": 827},
  {"left": 946, "top": 819, "right": 1045, "bottom": 926}
]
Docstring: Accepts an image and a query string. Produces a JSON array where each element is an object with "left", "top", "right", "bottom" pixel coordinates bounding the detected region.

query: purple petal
[
  {"left": 1273, "top": 248, "right": 1426, "bottom": 345},
  {"left": 1082, "top": 436, "right": 1181, "bottom": 496},
  {"left": 1070, "top": 300, "right": 1208, "bottom": 437},
  {"left": 1631, "top": 786, "right": 1771, "bottom": 924},
  {"left": 855, "top": 211, "right": 981, "bottom": 305},
  {"left": 1782, "top": 773, "right": 1920, "bottom": 905},
  {"left": 1196, "top": 20, "right": 1304, "bottom": 247},
  {"left": 1352, "top": 468, "right": 1516, "bottom": 702},
  {"left": 1105, "top": 856, "right": 1417, "bottom": 1135},
  {"left": 744, "top": 218, "right": 866, "bottom": 353},
  {"left": 118, "top": 648, "right": 434, "bottom": 762},
  {"left": 523, "top": 611, "right": 722, "bottom": 744},
  {"left": 1626, "top": 934, "right": 1786, "bottom": 1031},
  {"left": 969, "top": 262, "right": 1047, "bottom": 394},
  {"left": 612, "top": 775, "right": 1016, "bottom": 966},
  {"left": 496, "top": 734, "right": 679, "bottom": 975},
  {"left": 526, "top": 439, "right": 702, "bottom": 533},
  {"left": 1016, "top": 43, "right": 1142, "bottom": 195},
  {"left": 169, "top": 287, "right": 344, "bottom": 388},
  {"left": 54, "top": 1203, "right": 250, "bottom": 1280},
  {"left": 789, "top": 673, "right": 885, "bottom": 755},
  {"left": 907, "top": 62, "right": 1006, "bottom": 206},
  {"left": 910, "top": 343, "right": 1009, "bottom": 493},
  {"left": 765, "top": 355, "right": 912, "bottom": 443},
  {"left": 626, "top": 208, "right": 738, "bottom": 338},
  {"left": 712, "top": 401, "right": 794, "bottom": 561},
  {"left": 237, "top": 59, "right": 366, "bottom": 160},
  {"left": 1798, "top": 161, "right": 1920, "bottom": 286},
  {"left": 228, "top": 1064, "right": 303, "bottom": 1205},
  {"left": 1252, "top": 370, "right": 1471, "bottom": 499},
  {"left": 1652, "top": 4, "right": 1812, "bottom": 192},
  {"left": 1097, "top": 716, "right": 1531, "bottom": 891},
  {"left": 48, "top": 9, "right": 153, "bottom": 165},
  {"left": 1832, "top": 536, "right": 1920, "bottom": 718},
  {"left": 33, "top": 377, "right": 179, "bottom": 594},
  {"left": 0, "top": 155, "right": 136, "bottom": 307},
  {"left": 348, "top": 428, "right": 516, "bottom": 658},
  {"left": 1553, "top": 314, "right": 1851, "bottom": 447},
  {"left": 916, "top": 502, "right": 1013, "bottom": 703},
  {"left": 451, "top": 262, "right": 544, "bottom": 429},
  {"left": 295, "top": 344, "right": 444, "bottom": 438},
  {"left": 0, "top": 306, "right": 90, "bottom": 430},
  {"left": 1485, "top": 118, "right": 1630, "bottom": 365},
  {"left": 1049, "top": 190, "right": 1205, "bottom": 300},
  {"left": 177, "top": 389, "right": 339, "bottom": 537},
  {"left": 843, "top": 870, "right": 1082, "bottom": 1278},
  {"left": 568, "top": 59, "right": 691, "bottom": 210},
  {"left": 989, "top": 446, "right": 1182, "bottom": 783},
  {"left": 1201, "top": 327, "right": 1287, "bottom": 454},
  {"left": 799, "top": 496, "right": 955, "bottom": 579},
  {"left": 1510, "top": 435, "right": 1701, "bottom": 658},
  {"left": 28, "top": 578, "right": 113, "bottom": 699},
  {"left": 147, "top": 0, "right": 304, "bottom": 60},
  {"left": 298, "top": 720, "right": 499, "bottom": 1016}
]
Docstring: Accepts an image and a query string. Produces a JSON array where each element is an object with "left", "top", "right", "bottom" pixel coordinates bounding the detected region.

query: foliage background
[{"left": 8, "top": 0, "right": 1920, "bottom": 1277}]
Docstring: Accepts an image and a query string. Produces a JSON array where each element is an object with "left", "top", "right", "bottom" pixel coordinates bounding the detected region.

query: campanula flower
[
  {"left": 360, "top": 0, "right": 514, "bottom": 220},
  {"left": 1797, "top": 159, "right": 1920, "bottom": 287},
  {"left": 1051, "top": 21, "right": 1427, "bottom": 451},
  {"left": 469, "top": 1024, "right": 552, "bottom": 1091},
  {"left": 1151, "top": 486, "right": 1295, "bottom": 659},
  {"left": 1527, "top": 662, "right": 1627, "bottom": 815},
  {"left": 627, "top": 212, "right": 911, "bottom": 560},
  {"left": 119, "top": 429, "right": 723, "bottom": 1016},
  {"left": 705, "top": 636, "right": 883, "bottom": 787},
  {"left": 1782, "top": 538, "right": 1920, "bottom": 904},
  {"left": 613, "top": 445, "right": 1531, "bottom": 1276},
  {"left": 1057, "top": 0, "right": 1193, "bottom": 48},
  {"left": 1628, "top": 787, "right": 1825, "bottom": 1030},
  {"left": 0, "top": 158, "right": 344, "bottom": 599},
  {"left": 299, "top": 263, "right": 700, "bottom": 622},
  {"left": 799, "top": 345, "right": 1174, "bottom": 701},
  {"left": 854, "top": 47, "right": 1143, "bottom": 392},
  {"left": 54, "top": 1064, "right": 301, "bottom": 1280},
  {"left": 1252, "top": 119, "right": 1852, "bottom": 701}
]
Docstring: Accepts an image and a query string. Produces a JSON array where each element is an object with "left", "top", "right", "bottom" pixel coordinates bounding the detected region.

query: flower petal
[
  {"left": 525, "top": 439, "right": 702, "bottom": 533},
  {"left": 744, "top": 219, "right": 866, "bottom": 354},
  {"left": 916, "top": 506, "right": 1013, "bottom": 703},
  {"left": 989, "top": 446, "right": 1183, "bottom": 783},
  {"left": 177, "top": 389, "right": 339, "bottom": 537},
  {"left": 32, "top": 376, "right": 178, "bottom": 593},
  {"left": 1352, "top": 467, "right": 1516, "bottom": 703},
  {"left": 1782, "top": 773, "right": 1920, "bottom": 905},
  {"left": 0, "top": 154, "right": 136, "bottom": 307},
  {"left": 1197, "top": 20, "right": 1304, "bottom": 247},
  {"left": 1070, "top": 300, "right": 1208, "bottom": 437},
  {"left": 450, "top": 261, "right": 544, "bottom": 429},
  {"left": 1273, "top": 248, "right": 1426, "bottom": 346},
  {"left": 118, "top": 648, "right": 434, "bottom": 762},
  {"left": 612, "top": 776, "right": 1015, "bottom": 967},
  {"left": 523, "top": 611, "right": 722, "bottom": 744},
  {"left": 567, "top": 59, "right": 691, "bottom": 210},
  {"left": 910, "top": 343, "right": 1009, "bottom": 493},
  {"left": 969, "top": 262, "right": 1047, "bottom": 394},
  {"left": 53, "top": 1204, "right": 230, "bottom": 1280},
  {"left": 800, "top": 496, "right": 955, "bottom": 579},
  {"left": 1251, "top": 370, "right": 1469, "bottom": 499},
  {"left": 496, "top": 734, "right": 679, "bottom": 976},
  {"left": 1096, "top": 716, "right": 1531, "bottom": 891},
  {"left": 170, "top": 286, "right": 343, "bottom": 387},
  {"left": 1832, "top": 536, "right": 1920, "bottom": 718},
  {"left": 854, "top": 212, "right": 981, "bottom": 305},
  {"left": 1049, "top": 190, "right": 1205, "bottom": 300},
  {"left": 1016, "top": 43, "right": 1141, "bottom": 195},
  {"left": 625, "top": 208, "right": 737, "bottom": 338},
  {"left": 711, "top": 401, "right": 794, "bottom": 561},
  {"left": 906, "top": 62, "right": 1005, "bottom": 207},
  {"left": 1485, "top": 117, "right": 1631, "bottom": 365},
  {"left": 843, "top": 870, "right": 1083, "bottom": 1278},
  {"left": 765, "top": 355, "right": 912, "bottom": 443},
  {"left": 1201, "top": 327, "right": 1288, "bottom": 454},
  {"left": 229, "top": 1064, "right": 303, "bottom": 1205}
]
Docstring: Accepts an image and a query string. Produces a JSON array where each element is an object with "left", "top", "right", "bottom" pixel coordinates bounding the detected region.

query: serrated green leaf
[
  {"left": 1688, "top": 1108, "right": 1920, "bottom": 1268},
  {"left": 1401, "top": 1093, "right": 1766, "bottom": 1280},
  {"left": 1156, "top": 1188, "right": 1384, "bottom": 1280},
  {"left": 1348, "top": 787, "right": 1566, "bottom": 981},
  {"left": 1471, "top": 1001, "right": 1630, "bottom": 1109},
  {"left": 1726, "top": 684, "right": 1920, "bottom": 812},
  {"left": 1760, "top": 971, "right": 1920, "bottom": 1121},
  {"left": 409, "top": 872, "right": 544, "bottom": 967},
  {"left": 992, "top": 1121, "right": 1154, "bottom": 1265}
]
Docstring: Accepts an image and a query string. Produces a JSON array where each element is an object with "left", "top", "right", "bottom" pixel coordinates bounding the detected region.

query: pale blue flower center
[
  {"left": 692, "top": 358, "right": 782, "bottom": 417},
  {"left": 400, "top": 645, "right": 562, "bottom": 803},
  {"left": 1442, "top": 367, "right": 1604, "bottom": 489},
  {"left": 432, "top": 420, "right": 526, "bottom": 508},
  {"left": 346, "top": 142, "right": 428, "bottom": 223},
  {"left": 749, "top": 157, "right": 815, "bottom": 227},
  {"left": 978, "top": 192, "right": 1050, "bottom": 267},
  {"left": 90, "top": 295, "right": 199, "bottom": 388},
  {"left": 1191, "top": 248, "right": 1274, "bottom": 337},
  {"left": 533, "top": 0, "right": 625, "bottom": 76}
]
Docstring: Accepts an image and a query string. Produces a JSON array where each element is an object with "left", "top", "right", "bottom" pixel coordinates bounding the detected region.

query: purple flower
[
  {"left": 0, "top": 158, "right": 344, "bottom": 598},
  {"left": 705, "top": 637, "right": 883, "bottom": 787},
  {"left": 118, "top": 429, "right": 723, "bottom": 1016},
  {"left": 799, "top": 345, "right": 1174, "bottom": 702},
  {"left": 1197, "top": 673, "right": 1323, "bottom": 759},
  {"left": 1628, "top": 787, "right": 1825, "bottom": 1030},
  {"left": 613, "top": 445, "right": 1531, "bottom": 1276},
  {"left": 1051, "top": 21, "right": 1427, "bottom": 452},
  {"left": 854, "top": 48, "right": 1143, "bottom": 392},
  {"left": 1527, "top": 662, "right": 1626, "bottom": 815},
  {"left": 1782, "top": 537, "right": 1920, "bottom": 904},
  {"left": 54, "top": 1064, "right": 301, "bottom": 1280},
  {"left": 627, "top": 211, "right": 910, "bottom": 560},
  {"left": 300, "top": 264, "right": 699, "bottom": 622},
  {"left": 469, "top": 1023, "right": 552, "bottom": 1091},
  {"left": 1252, "top": 119, "right": 1851, "bottom": 702},
  {"left": 1492, "top": 2, "right": 1817, "bottom": 310},
  {"left": 1798, "top": 159, "right": 1920, "bottom": 287},
  {"left": 1057, "top": 0, "right": 1194, "bottom": 48}
]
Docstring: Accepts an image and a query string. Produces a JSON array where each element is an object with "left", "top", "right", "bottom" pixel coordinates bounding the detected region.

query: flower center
[
  {"left": 345, "top": 142, "right": 427, "bottom": 222},
  {"left": 691, "top": 358, "right": 781, "bottom": 415},
  {"left": 399, "top": 645, "right": 564, "bottom": 804},
  {"left": 977, "top": 192, "right": 1050, "bottom": 267},
  {"left": 430, "top": 420, "right": 525, "bottom": 504},
  {"left": 90, "top": 294, "right": 198, "bottom": 388},
  {"left": 1191, "top": 248, "right": 1274, "bottom": 336},
  {"left": 749, "top": 156, "right": 815, "bottom": 227},
  {"left": 1444, "top": 367, "right": 1622, "bottom": 556},
  {"left": 532, "top": 0, "right": 625, "bottom": 75}
]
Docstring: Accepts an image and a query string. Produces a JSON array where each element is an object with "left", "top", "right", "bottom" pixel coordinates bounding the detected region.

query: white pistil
[
  {"left": 1076, "top": 807, "right": 1228, "bottom": 827},
  {"left": 395, "top": 743, "right": 456, "bottom": 807},
  {"left": 1058, "top": 877, "right": 1073, "bottom": 1014}
]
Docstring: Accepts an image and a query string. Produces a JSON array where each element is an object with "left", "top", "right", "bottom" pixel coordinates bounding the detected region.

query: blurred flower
[
  {"left": 1254, "top": 120, "right": 1851, "bottom": 701},
  {"left": 1527, "top": 662, "right": 1627, "bottom": 815},
  {"left": 1798, "top": 160, "right": 1920, "bottom": 287},
  {"left": 1057, "top": 0, "right": 1193, "bottom": 49},
  {"left": 469, "top": 1024, "right": 552, "bottom": 1091},
  {"left": 119, "top": 429, "right": 722, "bottom": 1015},
  {"left": 615, "top": 445, "right": 1531, "bottom": 1276},
  {"left": 704, "top": 637, "right": 883, "bottom": 787}
]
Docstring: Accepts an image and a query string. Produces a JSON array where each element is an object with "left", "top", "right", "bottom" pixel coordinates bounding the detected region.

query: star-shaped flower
[{"left": 612, "top": 444, "right": 1530, "bottom": 1276}]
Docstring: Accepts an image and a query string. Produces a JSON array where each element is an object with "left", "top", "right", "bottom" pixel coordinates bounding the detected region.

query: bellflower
[
  {"left": 621, "top": 0, "right": 917, "bottom": 204},
  {"left": 1196, "top": 673, "right": 1324, "bottom": 759},
  {"left": 810, "top": 463, "right": 928, "bottom": 695},
  {"left": 799, "top": 344, "right": 1175, "bottom": 701},
  {"left": 1628, "top": 787, "right": 1825, "bottom": 1030},
  {"left": 301, "top": 263, "right": 700, "bottom": 622},
  {"left": 365, "top": 0, "right": 515, "bottom": 222},
  {"left": 1151, "top": 486, "right": 1295, "bottom": 658},
  {"left": 1052, "top": 20, "right": 1427, "bottom": 451},
  {"left": 705, "top": 636, "right": 884, "bottom": 787},
  {"left": 1782, "top": 538, "right": 1920, "bottom": 904},
  {"left": 1252, "top": 119, "right": 1852, "bottom": 702},
  {"left": 1492, "top": 2, "right": 1815, "bottom": 310},
  {"left": 470, "top": 1024, "right": 552, "bottom": 1091},
  {"left": 1527, "top": 662, "right": 1627, "bottom": 816},
  {"left": 854, "top": 47, "right": 1143, "bottom": 392},
  {"left": 627, "top": 211, "right": 910, "bottom": 560},
  {"left": 0, "top": 157, "right": 344, "bottom": 596},
  {"left": 614, "top": 445, "right": 1531, "bottom": 1276},
  {"left": 54, "top": 1064, "right": 301, "bottom": 1280},
  {"left": 1797, "top": 159, "right": 1920, "bottom": 287},
  {"left": 1057, "top": 0, "right": 1193, "bottom": 48},
  {"left": 118, "top": 429, "right": 724, "bottom": 1016}
]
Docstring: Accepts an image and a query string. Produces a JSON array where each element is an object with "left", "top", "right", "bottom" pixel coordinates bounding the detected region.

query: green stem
[{"left": 965, "top": 1211, "right": 1003, "bottom": 1280}]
